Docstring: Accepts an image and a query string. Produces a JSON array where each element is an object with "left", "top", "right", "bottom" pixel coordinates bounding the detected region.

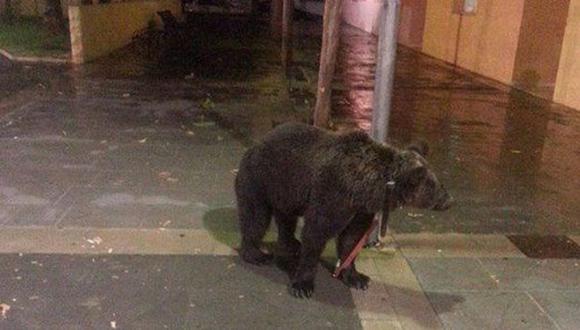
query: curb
[{"left": 0, "top": 48, "right": 71, "bottom": 64}]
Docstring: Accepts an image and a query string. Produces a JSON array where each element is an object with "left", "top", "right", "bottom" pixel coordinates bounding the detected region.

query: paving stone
[
  {"left": 0, "top": 205, "right": 62, "bottom": 226},
  {"left": 407, "top": 258, "right": 497, "bottom": 291},
  {"left": 89, "top": 168, "right": 236, "bottom": 206},
  {"left": 507, "top": 235, "right": 580, "bottom": 258},
  {"left": 479, "top": 258, "right": 580, "bottom": 290},
  {"left": 0, "top": 254, "right": 362, "bottom": 329},
  {"left": 360, "top": 319, "right": 402, "bottom": 330},
  {"left": 95, "top": 143, "right": 242, "bottom": 173},
  {"left": 427, "top": 291, "right": 557, "bottom": 330},
  {"left": 351, "top": 281, "right": 398, "bottom": 321},
  {"left": 374, "top": 254, "right": 444, "bottom": 329},
  {"left": 0, "top": 227, "right": 222, "bottom": 255},
  {"left": 530, "top": 291, "right": 580, "bottom": 330},
  {"left": 354, "top": 258, "right": 381, "bottom": 277},
  {"left": 55, "top": 186, "right": 209, "bottom": 229},
  {"left": 0, "top": 140, "right": 100, "bottom": 170},
  {"left": 394, "top": 234, "right": 525, "bottom": 258}
]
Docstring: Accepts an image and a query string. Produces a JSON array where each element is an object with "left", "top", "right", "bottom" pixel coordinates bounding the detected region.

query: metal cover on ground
[{"left": 507, "top": 235, "right": 580, "bottom": 259}]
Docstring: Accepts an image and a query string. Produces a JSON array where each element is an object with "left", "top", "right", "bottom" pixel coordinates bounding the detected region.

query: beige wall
[
  {"left": 554, "top": 0, "right": 580, "bottom": 110},
  {"left": 422, "top": 0, "right": 459, "bottom": 63},
  {"left": 456, "top": 0, "right": 525, "bottom": 85},
  {"left": 422, "top": 0, "right": 525, "bottom": 85},
  {"left": 69, "top": 0, "right": 181, "bottom": 63}
]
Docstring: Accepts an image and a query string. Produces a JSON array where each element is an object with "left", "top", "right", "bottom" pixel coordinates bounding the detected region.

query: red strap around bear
[{"left": 332, "top": 219, "right": 379, "bottom": 278}]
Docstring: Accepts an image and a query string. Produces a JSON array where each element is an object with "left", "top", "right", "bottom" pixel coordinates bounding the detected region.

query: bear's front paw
[
  {"left": 340, "top": 269, "right": 370, "bottom": 290},
  {"left": 289, "top": 280, "right": 314, "bottom": 298}
]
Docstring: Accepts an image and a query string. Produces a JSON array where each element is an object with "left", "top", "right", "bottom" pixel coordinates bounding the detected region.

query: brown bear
[{"left": 235, "top": 122, "right": 451, "bottom": 298}]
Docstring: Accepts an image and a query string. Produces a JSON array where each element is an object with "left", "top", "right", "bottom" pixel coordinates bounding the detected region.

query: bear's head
[{"left": 392, "top": 142, "right": 452, "bottom": 211}]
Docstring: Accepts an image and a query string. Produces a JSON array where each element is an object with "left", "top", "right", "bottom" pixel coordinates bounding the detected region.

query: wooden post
[
  {"left": 271, "top": 0, "right": 283, "bottom": 38},
  {"left": 313, "top": 0, "right": 344, "bottom": 128},
  {"left": 281, "top": 0, "right": 294, "bottom": 73}
]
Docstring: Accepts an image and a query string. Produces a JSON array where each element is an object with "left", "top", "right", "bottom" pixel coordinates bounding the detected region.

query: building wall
[
  {"left": 554, "top": 0, "right": 580, "bottom": 110},
  {"left": 69, "top": 0, "right": 181, "bottom": 63},
  {"left": 340, "top": 0, "right": 579, "bottom": 110},
  {"left": 341, "top": 0, "right": 426, "bottom": 49},
  {"left": 456, "top": 0, "right": 525, "bottom": 85},
  {"left": 421, "top": 0, "right": 460, "bottom": 63},
  {"left": 421, "top": 0, "right": 525, "bottom": 84}
]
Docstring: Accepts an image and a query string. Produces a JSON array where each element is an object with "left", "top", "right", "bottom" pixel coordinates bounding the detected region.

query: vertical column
[
  {"left": 281, "top": 0, "right": 293, "bottom": 73},
  {"left": 271, "top": 0, "right": 283, "bottom": 38},
  {"left": 68, "top": 5, "right": 84, "bottom": 64},
  {"left": 313, "top": 0, "right": 344, "bottom": 128}
]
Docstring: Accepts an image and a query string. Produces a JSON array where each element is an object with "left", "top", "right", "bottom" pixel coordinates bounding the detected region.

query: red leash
[{"left": 332, "top": 219, "right": 379, "bottom": 278}]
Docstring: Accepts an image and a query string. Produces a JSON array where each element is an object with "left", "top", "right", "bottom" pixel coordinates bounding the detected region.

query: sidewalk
[{"left": 0, "top": 15, "right": 579, "bottom": 329}]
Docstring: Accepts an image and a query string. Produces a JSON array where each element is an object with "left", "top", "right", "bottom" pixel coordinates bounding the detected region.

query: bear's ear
[{"left": 407, "top": 141, "right": 429, "bottom": 157}]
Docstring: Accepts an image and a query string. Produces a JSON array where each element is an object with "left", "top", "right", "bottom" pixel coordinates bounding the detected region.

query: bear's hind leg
[
  {"left": 238, "top": 197, "right": 274, "bottom": 265},
  {"left": 336, "top": 212, "right": 374, "bottom": 290}
]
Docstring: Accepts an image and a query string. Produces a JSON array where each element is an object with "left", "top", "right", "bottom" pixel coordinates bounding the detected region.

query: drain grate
[{"left": 507, "top": 235, "right": 580, "bottom": 259}]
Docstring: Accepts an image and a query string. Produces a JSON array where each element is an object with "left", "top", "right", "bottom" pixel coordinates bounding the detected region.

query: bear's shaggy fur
[{"left": 235, "top": 123, "right": 451, "bottom": 298}]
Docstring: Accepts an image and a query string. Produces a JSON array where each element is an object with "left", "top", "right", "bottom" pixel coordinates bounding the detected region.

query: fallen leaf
[
  {"left": 200, "top": 98, "right": 215, "bottom": 110},
  {"left": 158, "top": 171, "right": 172, "bottom": 179},
  {"left": 0, "top": 303, "right": 10, "bottom": 319},
  {"left": 193, "top": 121, "right": 216, "bottom": 128},
  {"left": 86, "top": 237, "right": 103, "bottom": 245}
]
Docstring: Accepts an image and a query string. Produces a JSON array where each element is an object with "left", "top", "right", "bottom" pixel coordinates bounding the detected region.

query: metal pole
[{"left": 368, "top": 0, "right": 400, "bottom": 245}]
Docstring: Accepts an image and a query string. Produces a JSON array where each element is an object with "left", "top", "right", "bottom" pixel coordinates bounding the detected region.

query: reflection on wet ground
[
  {"left": 0, "top": 17, "right": 578, "bottom": 234},
  {"left": 329, "top": 25, "right": 580, "bottom": 234}
]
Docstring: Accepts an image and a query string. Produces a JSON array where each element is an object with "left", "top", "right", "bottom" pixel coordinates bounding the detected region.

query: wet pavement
[
  {"left": 0, "top": 13, "right": 580, "bottom": 330},
  {"left": 0, "top": 254, "right": 360, "bottom": 329},
  {"left": 295, "top": 24, "right": 580, "bottom": 235}
]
